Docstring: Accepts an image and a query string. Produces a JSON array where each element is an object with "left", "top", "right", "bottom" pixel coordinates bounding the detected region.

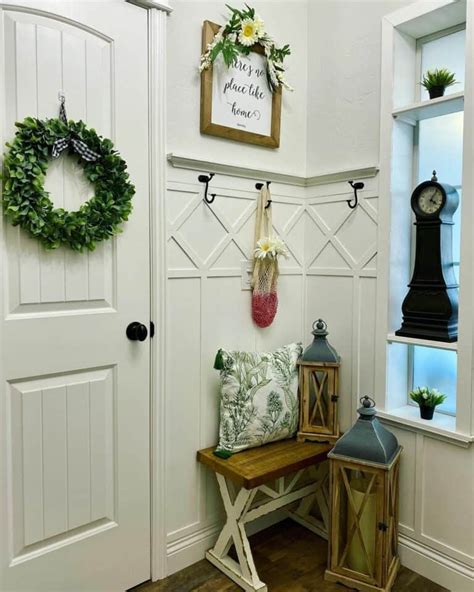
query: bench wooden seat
[
  {"left": 197, "top": 439, "right": 332, "bottom": 489},
  {"left": 197, "top": 439, "right": 333, "bottom": 592}
]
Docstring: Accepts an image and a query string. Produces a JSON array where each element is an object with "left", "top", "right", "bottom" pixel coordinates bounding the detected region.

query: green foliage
[
  {"left": 224, "top": 3, "right": 256, "bottom": 29},
  {"left": 421, "top": 68, "right": 457, "bottom": 90},
  {"left": 270, "top": 44, "right": 291, "bottom": 64},
  {"left": 271, "top": 346, "right": 299, "bottom": 433},
  {"left": 409, "top": 386, "right": 447, "bottom": 408},
  {"left": 1, "top": 117, "right": 135, "bottom": 252}
]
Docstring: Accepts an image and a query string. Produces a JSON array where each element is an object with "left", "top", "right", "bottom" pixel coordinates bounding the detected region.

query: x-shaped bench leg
[
  {"left": 287, "top": 465, "right": 330, "bottom": 539},
  {"left": 206, "top": 473, "right": 267, "bottom": 592}
]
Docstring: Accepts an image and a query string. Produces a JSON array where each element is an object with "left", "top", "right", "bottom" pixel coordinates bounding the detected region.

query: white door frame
[{"left": 127, "top": 0, "right": 172, "bottom": 582}]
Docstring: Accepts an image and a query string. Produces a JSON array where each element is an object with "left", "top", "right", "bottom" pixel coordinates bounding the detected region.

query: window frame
[
  {"left": 406, "top": 25, "right": 466, "bottom": 418},
  {"left": 375, "top": 0, "right": 474, "bottom": 445}
]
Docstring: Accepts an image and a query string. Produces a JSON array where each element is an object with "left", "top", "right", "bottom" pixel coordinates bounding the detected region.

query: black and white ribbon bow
[
  {"left": 52, "top": 136, "right": 100, "bottom": 162},
  {"left": 52, "top": 93, "right": 100, "bottom": 162}
]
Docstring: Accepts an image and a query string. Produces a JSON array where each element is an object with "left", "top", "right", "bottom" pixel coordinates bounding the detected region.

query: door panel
[
  {"left": 0, "top": 2, "right": 150, "bottom": 591},
  {"left": 5, "top": 8, "right": 114, "bottom": 315}
]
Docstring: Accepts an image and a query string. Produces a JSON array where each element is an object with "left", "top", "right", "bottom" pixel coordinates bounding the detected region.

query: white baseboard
[
  {"left": 166, "top": 510, "right": 287, "bottom": 576},
  {"left": 399, "top": 534, "right": 474, "bottom": 592}
]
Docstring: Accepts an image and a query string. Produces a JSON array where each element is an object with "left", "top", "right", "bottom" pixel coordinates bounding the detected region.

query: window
[
  {"left": 419, "top": 28, "right": 466, "bottom": 99},
  {"left": 410, "top": 346, "right": 457, "bottom": 415},
  {"left": 378, "top": 2, "right": 474, "bottom": 440},
  {"left": 408, "top": 28, "right": 465, "bottom": 416}
]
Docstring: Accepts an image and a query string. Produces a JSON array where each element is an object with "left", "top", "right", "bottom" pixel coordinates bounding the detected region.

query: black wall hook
[
  {"left": 347, "top": 180, "right": 364, "bottom": 209},
  {"left": 255, "top": 181, "right": 272, "bottom": 208},
  {"left": 198, "top": 173, "right": 216, "bottom": 204}
]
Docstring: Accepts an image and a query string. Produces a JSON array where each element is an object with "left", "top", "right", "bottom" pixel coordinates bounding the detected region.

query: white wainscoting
[
  {"left": 164, "top": 164, "right": 474, "bottom": 589},
  {"left": 165, "top": 166, "right": 308, "bottom": 574}
]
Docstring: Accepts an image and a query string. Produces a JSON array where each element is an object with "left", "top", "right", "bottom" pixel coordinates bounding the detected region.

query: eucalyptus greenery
[
  {"left": 421, "top": 68, "right": 457, "bottom": 91},
  {"left": 2, "top": 117, "right": 135, "bottom": 252},
  {"left": 409, "top": 386, "right": 447, "bottom": 408}
]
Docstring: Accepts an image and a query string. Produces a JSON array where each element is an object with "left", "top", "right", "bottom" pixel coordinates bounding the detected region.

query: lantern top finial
[
  {"left": 329, "top": 396, "right": 400, "bottom": 465},
  {"left": 301, "top": 318, "right": 340, "bottom": 364},
  {"left": 358, "top": 395, "right": 377, "bottom": 418},
  {"left": 312, "top": 318, "right": 327, "bottom": 335}
]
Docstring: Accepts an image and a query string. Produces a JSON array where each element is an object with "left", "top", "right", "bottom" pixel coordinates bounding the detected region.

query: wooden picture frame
[{"left": 200, "top": 20, "right": 282, "bottom": 148}]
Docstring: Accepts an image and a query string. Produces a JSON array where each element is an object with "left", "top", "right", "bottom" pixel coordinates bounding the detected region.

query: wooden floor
[{"left": 132, "top": 519, "right": 449, "bottom": 592}]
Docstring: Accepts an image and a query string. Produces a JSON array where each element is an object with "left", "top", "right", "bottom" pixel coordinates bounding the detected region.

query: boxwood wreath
[{"left": 2, "top": 116, "right": 135, "bottom": 252}]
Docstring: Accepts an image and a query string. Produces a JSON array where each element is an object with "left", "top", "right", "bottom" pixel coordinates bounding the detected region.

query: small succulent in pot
[
  {"left": 421, "top": 68, "right": 458, "bottom": 99},
  {"left": 409, "top": 386, "right": 447, "bottom": 420}
]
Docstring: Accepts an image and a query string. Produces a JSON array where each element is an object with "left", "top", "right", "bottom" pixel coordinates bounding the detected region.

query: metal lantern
[
  {"left": 325, "top": 396, "right": 402, "bottom": 592},
  {"left": 297, "top": 319, "right": 340, "bottom": 444}
]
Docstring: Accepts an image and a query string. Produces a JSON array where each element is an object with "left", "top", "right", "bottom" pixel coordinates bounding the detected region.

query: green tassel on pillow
[
  {"left": 213, "top": 448, "right": 233, "bottom": 459},
  {"left": 214, "top": 348, "right": 225, "bottom": 370}
]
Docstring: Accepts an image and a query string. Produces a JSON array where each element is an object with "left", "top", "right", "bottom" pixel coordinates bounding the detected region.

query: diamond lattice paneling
[{"left": 335, "top": 206, "right": 377, "bottom": 264}]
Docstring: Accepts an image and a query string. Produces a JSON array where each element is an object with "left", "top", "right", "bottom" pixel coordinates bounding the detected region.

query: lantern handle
[
  {"left": 312, "top": 319, "right": 327, "bottom": 332},
  {"left": 360, "top": 395, "right": 376, "bottom": 408}
]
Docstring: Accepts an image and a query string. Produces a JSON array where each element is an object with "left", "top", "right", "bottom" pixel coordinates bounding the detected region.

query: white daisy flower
[
  {"left": 254, "top": 236, "right": 288, "bottom": 259},
  {"left": 254, "top": 16, "right": 265, "bottom": 38},
  {"left": 255, "top": 237, "right": 275, "bottom": 259},
  {"left": 239, "top": 18, "right": 259, "bottom": 47},
  {"left": 272, "top": 236, "right": 288, "bottom": 258}
]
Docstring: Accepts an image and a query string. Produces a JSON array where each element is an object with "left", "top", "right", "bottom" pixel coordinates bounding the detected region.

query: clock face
[{"left": 417, "top": 185, "right": 444, "bottom": 215}]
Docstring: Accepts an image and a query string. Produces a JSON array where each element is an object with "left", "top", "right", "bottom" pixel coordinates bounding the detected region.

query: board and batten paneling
[
  {"left": 305, "top": 177, "right": 474, "bottom": 590},
  {"left": 164, "top": 167, "right": 474, "bottom": 588},
  {"left": 164, "top": 168, "right": 307, "bottom": 573}
]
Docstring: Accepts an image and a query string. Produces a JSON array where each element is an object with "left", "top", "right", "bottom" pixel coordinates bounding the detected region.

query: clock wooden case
[{"left": 396, "top": 172, "right": 459, "bottom": 342}]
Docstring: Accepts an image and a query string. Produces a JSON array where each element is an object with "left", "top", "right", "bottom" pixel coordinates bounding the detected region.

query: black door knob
[{"left": 126, "top": 322, "right": 148, "bottom": 341}]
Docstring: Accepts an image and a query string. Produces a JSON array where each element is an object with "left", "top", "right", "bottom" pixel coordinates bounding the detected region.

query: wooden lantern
[
  {"left": 325, "top": 396, "right": 402, "bottom": 592},
  {"left": 297, "top": 319, "right": 340, "bottom": 444}
]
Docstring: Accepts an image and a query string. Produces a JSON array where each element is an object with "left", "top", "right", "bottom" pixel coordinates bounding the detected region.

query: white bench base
[{"left": 207, "top": 464, "right": 330, "bottom": 592}]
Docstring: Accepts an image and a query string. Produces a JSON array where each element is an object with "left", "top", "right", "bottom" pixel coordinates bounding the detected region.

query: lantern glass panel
[
  {"left": 306, "top": 367, "right": 334, "bottom": 433},
  {"left": 334, "top": 465, "right": 383, "bottom": 583},
  {"left": 309, "top": 369, "right": 328, "bottom": 427}
]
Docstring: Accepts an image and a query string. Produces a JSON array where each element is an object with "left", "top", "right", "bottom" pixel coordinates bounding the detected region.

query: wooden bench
[{"left": 197, "top": 439, "right": 333, "bottom": 592}]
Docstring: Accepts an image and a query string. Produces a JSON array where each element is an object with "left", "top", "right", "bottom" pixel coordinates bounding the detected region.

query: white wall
[
  {"left": 306, "top": 0, "right": 416, "bottom": 174},
  {"left": 165, "top": 2, "right": 311, "bottom": 570},
  {"left": 164, "top": 169, "right": 309, "bottom": 572},
  {"left": 306, "top": 2, "right": 474, "bottom": 590},
  {"left": 167, "top": 0, "right": 308, "bottom": 176},
  {"left": 163, "top": 1, "right": 474, "bottom": 589}
]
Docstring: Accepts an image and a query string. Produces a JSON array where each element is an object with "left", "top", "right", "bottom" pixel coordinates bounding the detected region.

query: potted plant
[
  {"left": 421, "top": 68, "right": 458, "bottom": 99},
  {"left": 409, "top": 386, "right": 447, "bottom": 420}
]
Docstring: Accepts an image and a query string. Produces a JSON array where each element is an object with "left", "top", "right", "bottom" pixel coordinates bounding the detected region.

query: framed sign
[{"left": 200, "top": 21, "right": 282, "bottom": 148}]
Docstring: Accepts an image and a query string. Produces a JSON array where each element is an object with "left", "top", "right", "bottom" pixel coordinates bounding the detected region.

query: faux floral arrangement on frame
[{"left": 199, "top": 4, "right": 292, "bottom": 92}]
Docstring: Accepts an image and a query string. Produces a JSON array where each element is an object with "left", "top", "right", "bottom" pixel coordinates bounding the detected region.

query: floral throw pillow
[{"left": 214, "top": 343, "right": 303, "bottom": 458}]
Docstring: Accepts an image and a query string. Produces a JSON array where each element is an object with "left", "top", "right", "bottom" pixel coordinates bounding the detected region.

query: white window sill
[{"left": 376, "top": 405, "right": 473, "bottom": 448}]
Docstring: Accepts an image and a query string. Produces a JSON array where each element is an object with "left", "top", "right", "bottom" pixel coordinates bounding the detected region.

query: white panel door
[{"left": 0, "top": 2, "right": 151, "bottom": 590}]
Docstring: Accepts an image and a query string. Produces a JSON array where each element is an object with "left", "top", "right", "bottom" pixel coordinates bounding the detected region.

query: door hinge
[
  {"left": 331, "top": 395, "right": 339, "bottom": 402},
  {"left": 150, "top": 321, "right": 155, "bottom": 338},
  {"left": 378, "top": 522, "right": 388, "bottom": 532}
]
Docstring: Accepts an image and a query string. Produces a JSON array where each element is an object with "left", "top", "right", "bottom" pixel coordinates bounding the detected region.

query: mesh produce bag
[{"left": 251, "top": 185, "right": 281, "bottom": 328}]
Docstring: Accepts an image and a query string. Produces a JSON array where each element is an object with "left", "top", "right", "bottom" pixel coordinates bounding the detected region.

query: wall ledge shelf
[
  {"left": 377, "top": 406, "right": 473, "bottom": 448},
  {"left": 392, "top": 91, "right": 464, "bottom": 125},
  {"left": 387, "top": 333, "right": 458, "bottom": 351},
  {"left": 167, "top": 153, "right": 379, "bottom": 187}
]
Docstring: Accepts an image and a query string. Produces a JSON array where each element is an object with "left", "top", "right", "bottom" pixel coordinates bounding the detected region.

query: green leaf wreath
[
  {"left": 199, "top": 4, "right": 292, "bottom": 92},
  {"left": 1, "top": 117, "right": 135, "bottom": 252}
]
